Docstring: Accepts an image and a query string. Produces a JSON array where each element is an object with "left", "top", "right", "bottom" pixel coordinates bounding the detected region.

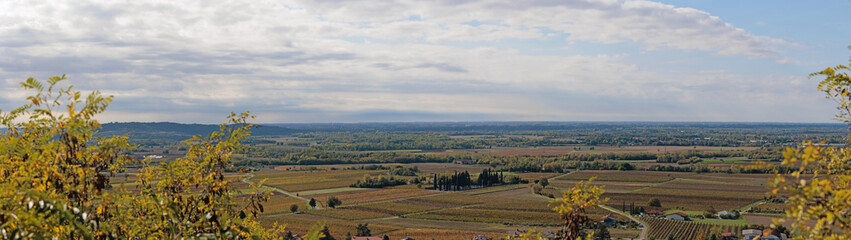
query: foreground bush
[{"left": 0, "top": 76, "right": 321, "bottom": 239}]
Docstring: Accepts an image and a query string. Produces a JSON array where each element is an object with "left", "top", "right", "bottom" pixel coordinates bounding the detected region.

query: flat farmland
[
  {"left": 307, "top": 207, "right": 393, "bottom": 220},
  {"left": 410, "top": 193, "right": 487, "bottom": 206},
  {"left": 306, "top": 201, "right": 447, "bottom": 220},
  {"left": 683, "top": 173, "right": 772, "bottom": 185},
  {"left": 476, "top": 186, "right": 544, "bottom": 200},
  {"left": 752, "top": 202, "right": 792, "bottom": 211},
  {"left": 350, "top": 201, "right": 443, "bottom": 216},
  {"left": 253, "top": 169, "right": 385, "bottom": 192},
  {"left": 259, "top": 214, "right": 404, "bottom": 237},
  {"left": 273, "top": 163, "right": 407, "bottom": 171},
  {"left": 605, "top": 179, "right": 766, "bottom": 210},
  {"left": 409, "top": 163, "right": 493, "bottom": 174},
  {"left": 515, "top": 172, "right": 561, "bottom": 180},
  {"left": 297, "top": 187, "right": 372, "bottom": 196},
  {"left": 437, "top": 145, "right": 757, "bottom": 157},
  {"left": 550, "top": 180, "right": 653, "bottom": 193},
  {"left": 472, "top": 199, "right": 553, "bottom": 212},
  {"left": 556, "top": 170, "right": 687, "bottom": 183},
  {"left": 744, "top": 214, "right": 797, "bottom": 228},
  {"left": 383, "top": 228, "right": 504, "bottom": 240},
  {"left": 447, "top": 146, "right": 577, "bottom": 156},
  {"left": 311, "top": 187, "right": 437, "bottom": 206},
  {"left": 462, "top": 184, "right": 527, "bottom": 195},
  {"left": 643, "top": 217, "right": 747, "bottom": 240},
  {"left": 236, "top": 193, "right": 307, "bottom": 215},
  {"left": 366, "top": 217, "right": 527, "bottom": 233},
  {"left": 247, "top": 164, "right": 776, "bottom": 239},
  {"left": 590, "top": 145, "right": 757, "bottom": 153},
  {"left": 408, "top": 208, "right": 561, "bottom": 225}
]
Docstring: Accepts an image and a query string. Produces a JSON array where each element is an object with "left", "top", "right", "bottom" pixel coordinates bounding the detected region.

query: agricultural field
[
  {"left": 462, "top": 184, "right": 527, "bottom": 195},
  {"left": 594, "top": 145, "right": 757, "bottom": 153},
  {"left": 235, "top": 193, "right": 308, "bottom": 215},
  {"left": 605, "top": 179, "right": 767, "bottom": 211},
  {"left": 307, "top": 207, "right": 393, "bottom": 220},
  {"left": 445, "top": 146, "right": 577, "bottom": 156},
  {"left": 642, "top": 217, "right": 746, "bottom": 240},
  {"left": 350, "top": 201, "right": 443, "bottom": 216},
  {"left": 477, "top": 186, "right": 546, "bottom": 201},
  {"left": 245, "top": 162, "right": 785, "bottom": 239},
  {"left": 382, "top": 228, "right": 504, "bottom": 240},
  {"left": 515, "top": 172, "right": 562, "bottom": 181},
  {"left": 555, "top": 170, "right": 684, "bottom": 183},
  {"left": 411, "top": 193, "right": 487, "bottom": 206},
  {"left": 472, "top": 199, "right": 554, "bottom": 212},
  {"left": 750, "top": 202, "right": 792, "bottom": 213},
  {"left": 549, "top": 170, "right": 770, "bottom": 211},
  {"left": 253, "top": 169, "right": 385, "bottom": 192},
  {"left": 685, "top": 173, "right": 774, "bottom": 185},
  {"left": 296, "top": 187, "right": 372, "bottom": 196},
  {"left": 408, "top": 208, "right": 561, "bottom": 225},
  {"left": 310, "top": 187, "right": 437, "bottom": 206},
  {"left": 258, "top": 214, "right": 405, "bottom": 237},
  {"left": 99, "top": 120, "right": 849, "bottom": 239},
  {"left": 408, "top": 162, "right": 493, "bottom": 175},
  {"left": 549, "top": 180, "right": 652, "bottom": 193}
]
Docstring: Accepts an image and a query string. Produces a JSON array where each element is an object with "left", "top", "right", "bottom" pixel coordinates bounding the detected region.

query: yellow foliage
[
  {"left": 0, "top": 76, "right": 320, "bottom": 239},
  {"left": 548, "top": 177, "right": 607, "bottom": 240},
  {"left": 769, "top": 56, "right": 851, "bottom": 239}
]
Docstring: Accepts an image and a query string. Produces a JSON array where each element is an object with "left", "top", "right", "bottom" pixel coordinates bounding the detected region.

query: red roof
[{"left": 721, "top": 232, "right": 733, "bottom": 237}]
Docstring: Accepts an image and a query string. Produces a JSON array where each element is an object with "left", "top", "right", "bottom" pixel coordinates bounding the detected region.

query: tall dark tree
[
  {"left": 319, "top": 226, "right": 336, "bottom": 240},
  {"left": 355, "top": 223, "right": 371, "bottom": 236}
]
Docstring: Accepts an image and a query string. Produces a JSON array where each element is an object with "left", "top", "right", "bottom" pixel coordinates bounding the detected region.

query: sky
[{"left": 1, "top": 0, "right": 849, "bottom": 124}]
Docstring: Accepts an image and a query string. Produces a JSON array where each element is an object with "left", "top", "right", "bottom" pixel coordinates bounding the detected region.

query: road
[
  {"left": 599, "top": 205, "right": 647, "bottom": 240},
  {"left": 241, "top": 173, "right": 322, "bottom": 209}
]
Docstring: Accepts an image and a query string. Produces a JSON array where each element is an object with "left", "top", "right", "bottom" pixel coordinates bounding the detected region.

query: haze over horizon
[{"left": 1, "top": 1, "right": 849, "bottom": 124}]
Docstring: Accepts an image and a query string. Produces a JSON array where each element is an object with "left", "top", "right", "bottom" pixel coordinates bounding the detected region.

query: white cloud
[
  {"left": 294, "top": 0, "right": 792, "bottom": 58},
  {"left": 0, "top": 0, "right": 830, "bottom": 123}
]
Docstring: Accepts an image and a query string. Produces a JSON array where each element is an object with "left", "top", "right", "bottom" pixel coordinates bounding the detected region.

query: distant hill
[
  {"left": 268, "top": 121, "right": 848, "bottom": 133},
  {"left": 98, "top": 122, "right": 296, "bottom": 140}
]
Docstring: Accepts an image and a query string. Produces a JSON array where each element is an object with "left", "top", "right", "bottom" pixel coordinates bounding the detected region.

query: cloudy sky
[{"left": 1, "top": 0, "right": 849, "bottom": 123}]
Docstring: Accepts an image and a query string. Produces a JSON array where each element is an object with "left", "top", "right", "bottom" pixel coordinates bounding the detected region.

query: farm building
[
  {"left": 645, "top": 210, "right": 665, "bottom": 217},
  {"left": 742, "top": 229, "right": 762, "bottom": 239},
  {"left": 760, "top": 229, "right": 787, "bottom": 240},
  {"left": 601, "top": 214, "right": 618, "bottom": 227},
  {"left": 400, "top": 238, "right": 416, "bottom": 240},
  {"left": 720, "top": 232, "right": 735, "bottom": 240},
  {"left": 471, "top": 235, "right": 488, "bottom": 240},
  {"left": 664, "top": 212, "right": 690, "bottom": 221}
]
